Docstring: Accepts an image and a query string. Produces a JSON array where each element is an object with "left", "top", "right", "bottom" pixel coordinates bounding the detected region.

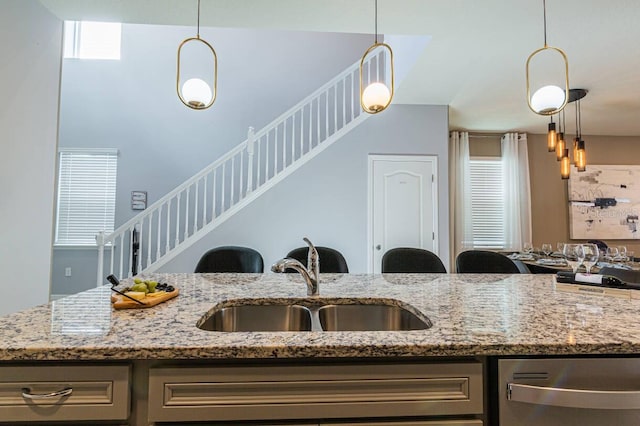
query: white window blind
[
  {"left": 55, "top": 149, "right": 118, "bottom": 246},
  {"left": 469, "top": 157, "right": 504, "bottom": 249}
]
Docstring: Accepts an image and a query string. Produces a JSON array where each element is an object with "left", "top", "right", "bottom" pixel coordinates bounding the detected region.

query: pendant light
[
  {"left": 577, "top": 139, "right": 586, "bottom": 171},
  {"left": 177, "top": 0, "right": 218, "bottom": 110},
  {"left": 360, "top": 0, "right": 394, "bottom": 114},
  {"left": 561, "top": 148, "right": 571, "bottom": 179},
  {"left": 526, "top": 0, "right": 569, "bottom": 115},
  {"left": 576, "top": 98, "right": 587, "bottom": 172},
  {"left": 547, "top": 115, "right": 557, "bottom": 152},
  {"left": 553, "top": 89, "right": 586, "bottom": 178},
  {"left": 572, "top": 98, "right": 579, "bottom": 165},
  {"left": 555, "top": 109, "right": 565, "bottom": 161},
  {"left": 557, "top": 108, "right": 565, "bottom": 156}
]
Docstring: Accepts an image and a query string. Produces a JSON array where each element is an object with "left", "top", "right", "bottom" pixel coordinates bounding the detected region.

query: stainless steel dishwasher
[{"left": 498, "top": 358, "right": 640, "bottom": 425}]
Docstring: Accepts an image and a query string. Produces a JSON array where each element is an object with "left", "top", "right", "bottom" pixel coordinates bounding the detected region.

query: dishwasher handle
[{"left": 507, "top": 383, "right": 640, "bottom": 410}]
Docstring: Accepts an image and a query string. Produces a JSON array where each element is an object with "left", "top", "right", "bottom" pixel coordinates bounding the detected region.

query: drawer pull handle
[{"left": 21, "top": 387, "right": 73, "bottom": 399}]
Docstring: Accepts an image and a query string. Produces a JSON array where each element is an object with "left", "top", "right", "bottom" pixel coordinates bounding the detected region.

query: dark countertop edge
[{"left": 2, "top": 343, "right": 640, "bottom": 361}]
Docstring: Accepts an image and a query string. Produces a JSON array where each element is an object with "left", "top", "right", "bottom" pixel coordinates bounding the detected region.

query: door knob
[{"left": 376, "top": 245, "right": 381, "bottom": 251}]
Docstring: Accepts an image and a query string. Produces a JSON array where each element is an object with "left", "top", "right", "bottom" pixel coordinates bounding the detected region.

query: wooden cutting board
[{"left": 111, "top": 288, "right": 179, "bottom": 310}]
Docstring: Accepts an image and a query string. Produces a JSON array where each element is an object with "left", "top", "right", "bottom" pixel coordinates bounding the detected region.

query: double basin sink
[{"left": 197, "top": 298, "right": 432, "bottom": 332}]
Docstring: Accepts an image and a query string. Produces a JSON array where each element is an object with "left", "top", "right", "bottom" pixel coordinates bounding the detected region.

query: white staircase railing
[{"left": 96, "top": 51, "right": 388, "bottom": 285}]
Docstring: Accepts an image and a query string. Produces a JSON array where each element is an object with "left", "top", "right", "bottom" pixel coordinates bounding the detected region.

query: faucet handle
[{"left": 303, "top": 237, "right": 319, "bottom": 277}]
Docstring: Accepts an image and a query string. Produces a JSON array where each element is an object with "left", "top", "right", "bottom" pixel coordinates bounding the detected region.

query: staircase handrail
[
  {"left": 252, "top": 59, "right": 361, "bottom": 140},
  {"left": 101, "top": 140, "right": 248, "bottom": 245}
]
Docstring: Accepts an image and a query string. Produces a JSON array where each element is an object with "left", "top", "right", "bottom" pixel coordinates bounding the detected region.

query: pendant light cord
[
  {"left": 197, "top": 0, "right": 201, "bottom": 39},
  {"left": 575, "top": 99, "right": 579, "bottom": 139},
  {"left": 542, "top": 0, "right": 547, "bottom": 46},
  {"left": 578, "top": 99, "right": 582, "bottom": 139},
  {"left": 374, "top": 0, "right": 378, "bottom": 44}
]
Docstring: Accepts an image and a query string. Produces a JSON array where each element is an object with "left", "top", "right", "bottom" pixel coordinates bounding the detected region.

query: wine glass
[
  {"left": 606, "top": 247, "right": 619, "bottom": 262},
  {"left": 618, "top": 246, "right": 628, "bottom": 262},
  {"left": 563, "top": 244, "right": 583, "bottom": 273},
  {"left": 576, "top": 244, "right": 586, "bottom": 270},
  {"left": 627, "top": 250, "right": 636, "bottom": 266},
  {"left": 581, "top": 244, "right": 599, "bottom": 274},
  {"left": 557, "top": 242, "right": 565, "bottom": 255},
  {"left": 522, "top": 242, "right": 533, "bottom": 256},
  {"left": 541, "top": 243, "right": 553, "bottom": 258}
]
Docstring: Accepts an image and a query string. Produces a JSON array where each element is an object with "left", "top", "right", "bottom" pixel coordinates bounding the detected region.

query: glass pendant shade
[
  {"left": 532, "top": 85, "right": 567, "bottom": 114},
  {"left": 181, "top": 78, "right": 213, "bottom": 108},
  {"left": 557, "top": 131, "right": 564, "bottom": 151},
  {"left": 572, "top": 137, "right": 579, "bottom": 165},
  {"left": 555, "top": 138, "right": 565, "bottom": 161},
  {"left": 362, "top": 82, "right": 392, "bottom": 113},
  {"left": 561, "top": 149, "right": 570, "bottom": 179},
  {"left": 577, "top": 140, "right": 586, "bottom": 171},
  {"left": 547, "top": 121, "right": 557, "bottom": 151}
]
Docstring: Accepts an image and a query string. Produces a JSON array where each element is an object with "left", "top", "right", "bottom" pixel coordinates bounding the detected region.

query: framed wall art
[
  {"left": 131, "top": 191, "right": 147, "bottom": 210},
  {"left": 568, "top": 165, "right": 640, "bottom": 239}
]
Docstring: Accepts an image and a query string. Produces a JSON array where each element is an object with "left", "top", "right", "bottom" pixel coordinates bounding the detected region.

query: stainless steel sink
[
  {"left": 197, "top": 298, "right": 432, "bottom": 332},
  {"left": 198, "top": 304, "right": 312, "bottom": 332},
  {"left": 317, "top": 304, "right": 430, "bottom": 331}
]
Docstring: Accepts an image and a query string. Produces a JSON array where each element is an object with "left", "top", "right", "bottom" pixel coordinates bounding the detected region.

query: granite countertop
[{"left": 2, "top": 273, "right": 640, "bottom": 361}]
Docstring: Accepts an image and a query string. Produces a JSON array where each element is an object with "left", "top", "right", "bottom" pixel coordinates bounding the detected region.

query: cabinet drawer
[
  {"left": 149, "top": 363, "right": 482, "bottom": 422},
  {"left": 0, "top": 365, "right": 130, "bottom": 422}
]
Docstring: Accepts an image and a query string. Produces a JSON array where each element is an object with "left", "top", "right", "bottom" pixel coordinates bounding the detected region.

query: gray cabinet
[
  {"left": 148, "top": 362, "right": 483, "bottom": 424},
  {"left": 0, "top": 364, "right": 130, "bottom": 423}
]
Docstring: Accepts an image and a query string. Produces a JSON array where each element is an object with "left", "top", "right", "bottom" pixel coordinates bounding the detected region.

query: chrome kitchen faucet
[{"left": 271, "top": 237, "right": 320, "bottom": 296}]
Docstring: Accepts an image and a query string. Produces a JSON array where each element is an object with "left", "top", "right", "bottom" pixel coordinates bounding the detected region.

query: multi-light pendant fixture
[
  {"left": 177, "top": 0, "right": 218, "bottom": 110},
  {"left": 526, "top": 0, "right": 569, "bottom": 116},
  {"left": 525, "top": 0, "right": 589, "bottom": 180},
  {"left": 552, "top": 89, "right": 587, "bottom": 179},
  {"left": 359, "top": 0, "right": 394, "bottom": 114}
]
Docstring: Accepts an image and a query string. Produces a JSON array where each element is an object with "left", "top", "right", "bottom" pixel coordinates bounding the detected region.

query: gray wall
[
  {"left": 53, "top": 22, "right": 373, "bottom": 294},
  {"left": 0, "top": 0, "right": 62, "bottom": 315},
  {"left": 160, "top": 104, "right": 450, "bottom": 274}
]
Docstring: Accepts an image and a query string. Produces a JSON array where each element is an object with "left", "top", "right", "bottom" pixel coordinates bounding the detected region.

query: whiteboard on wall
[{"left": 568, "top": 165, "right": 640, "bottom": 239}]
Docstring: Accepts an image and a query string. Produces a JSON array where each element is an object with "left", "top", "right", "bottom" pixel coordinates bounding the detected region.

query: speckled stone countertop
[{"left": 2, "top": 273, "right": 640, "bottom": 361}]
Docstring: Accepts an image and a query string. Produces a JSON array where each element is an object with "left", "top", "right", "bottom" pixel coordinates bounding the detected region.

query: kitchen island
[{"left": 2, "top": 273, "right": 640, "bottom": 425}]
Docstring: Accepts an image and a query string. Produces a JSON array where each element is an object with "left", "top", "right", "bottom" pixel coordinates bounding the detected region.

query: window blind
[
  {"left": 469, "top": 158, "right": 504, "bottom": 249},
  {"left": 55, "top": 149, "right": 118, "bottom": 246}
]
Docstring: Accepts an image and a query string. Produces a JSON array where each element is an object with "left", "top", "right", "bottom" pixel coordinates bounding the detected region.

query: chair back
[
  {"left": 381, "top": 247, "right": 447, "bottom": 273},
  {"left": 194, "top": 246, "right": 264, "bottom": 273},
  {"left": 286, "top": 246, "right": 349, "bottom": 273},
  {"left": 455, "top": 250, "right": 526, "bottom": 273},
  {"left": 587, "top": 239, "right": 608, "bottom": 252}
]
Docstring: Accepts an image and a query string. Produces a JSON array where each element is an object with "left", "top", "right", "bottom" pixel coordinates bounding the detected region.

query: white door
[{"left": 368, "top": 155, "right": 438, "bottom": 273}]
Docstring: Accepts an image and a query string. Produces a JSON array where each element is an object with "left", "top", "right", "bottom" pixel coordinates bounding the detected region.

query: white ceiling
[{"left": 40, "top": 0, "right": 640, "bottom": 136}]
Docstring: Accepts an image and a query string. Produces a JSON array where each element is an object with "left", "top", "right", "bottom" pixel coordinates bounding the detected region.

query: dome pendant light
[
  {"left": 360, "top": 0, "right": 394, "bottom": 114},
  {"left": 526, "top": 0, "right": 569, "bottom": 115},
  {"left": 177, "top": 0, "right": 218, "bottom": 110}
]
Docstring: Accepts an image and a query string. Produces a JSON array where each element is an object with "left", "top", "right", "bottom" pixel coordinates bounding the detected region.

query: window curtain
[
  {"left": 449, "top": 131, "right": 473, "bottom": 268},
  {"left": 501, "top": 132, "right": 532, "bottom": 251}
]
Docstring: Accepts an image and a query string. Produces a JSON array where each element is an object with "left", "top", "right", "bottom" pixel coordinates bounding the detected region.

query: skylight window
[{"left": 63, "top": 21, "right": 122, "bottom": 60}]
